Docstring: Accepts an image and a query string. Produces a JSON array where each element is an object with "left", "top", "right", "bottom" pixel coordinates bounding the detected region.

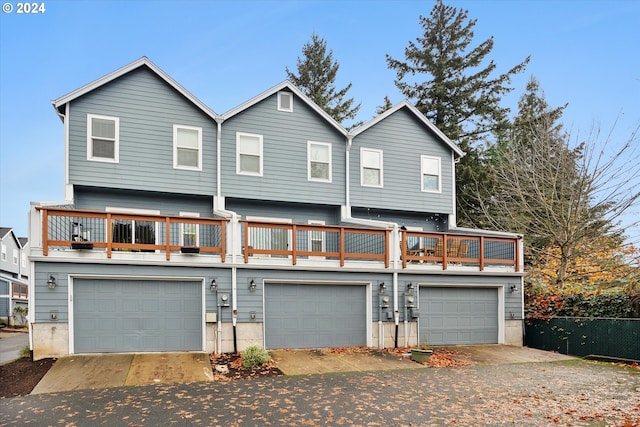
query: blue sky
[{"left": 1, "top": 0, "right": 638, "bottom": 241}]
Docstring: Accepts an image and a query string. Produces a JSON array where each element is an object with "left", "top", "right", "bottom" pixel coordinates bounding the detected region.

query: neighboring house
[
  {"left": 28, "top": 57, "right": 524, "bottom": 359},
  {"left": 0, "top": 228, "right": 29, "bottom": 325}
]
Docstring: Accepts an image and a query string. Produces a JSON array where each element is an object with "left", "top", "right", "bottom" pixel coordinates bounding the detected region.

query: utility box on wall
[{"left": 205, "top": 312, "right": 217, "bottom": 323}]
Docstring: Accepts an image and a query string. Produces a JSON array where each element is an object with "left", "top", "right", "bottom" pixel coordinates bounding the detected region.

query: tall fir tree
[
  {"left": 286, "top": 33, "right": 361, "bottom": 126},
  {"left": 386, "top": 0, "right": 529, "bottom": 227}
]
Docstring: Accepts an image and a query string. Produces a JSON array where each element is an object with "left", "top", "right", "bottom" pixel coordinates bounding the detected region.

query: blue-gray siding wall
[
  {"left": 67, "top": 66, "right": 217, "bottom": 196},
  {"left": 350, "top": 207, "right": 449, "bottom": 232},
  {"left": 74, "top": 187, "right": 214, "bottom": 217},
  {"left": 1, "top": 235, "right": 20, "bottom": 276},
  {"left": 398, "top": 274, "right": 523, "bottom": 320},
  {"left": 225, "top": 198, "right": 340, "bottom": 225},
  {"left": 221, "top": 93, "right": 346, "bottom": 205},
  {"left": 351, "top": 108, "right": 455, "bottom": 214},
  {"left": 33, "top": 263, "right": 230, "bottom": 323},
  {"left": 0, "top": 278, "right": 9, "bottom": 317}
]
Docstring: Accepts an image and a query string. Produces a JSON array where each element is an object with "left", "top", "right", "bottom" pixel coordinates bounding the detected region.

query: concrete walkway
[
  {"left": 271, "top": 348, "right": 426, "bottom": 375},
  {"left": 0, "top": 330, "right": 28, "bottom": 365},
  {"left": 31, "top": 352, "right": 213, "bottom": 394}
]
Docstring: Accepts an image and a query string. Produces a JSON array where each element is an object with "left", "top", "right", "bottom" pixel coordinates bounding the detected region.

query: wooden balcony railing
[
  {"left": 37, "top": 208, "right": 518, "bottom": 272},
  {"left": 38, "top": 208, "right": 227, "bottom": 261},
  {"left": 241, "top": 220, "right": 389, "bottom": 267},
  {"left": 401, "top": 230, "right": 519, "bottom": 271}
]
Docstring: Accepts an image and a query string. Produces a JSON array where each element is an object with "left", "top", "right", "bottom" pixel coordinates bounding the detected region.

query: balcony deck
[{"left": 36, "top": 208, "right": 520, "bottom": 272}]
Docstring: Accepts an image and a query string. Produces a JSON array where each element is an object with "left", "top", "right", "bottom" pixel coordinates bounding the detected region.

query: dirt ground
[{"left": 0, "top": 357, "right": 56, "bottom": 398}]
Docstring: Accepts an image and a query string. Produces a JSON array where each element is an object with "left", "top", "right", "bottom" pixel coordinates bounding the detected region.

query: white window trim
[
  {"left": 307, "top": 141, "right": 332, "bottom": 183},
  {"left": 173, "top": 124, "right": 203, "bottom": 171},
  {"left": 421, "top": 155, "right": 442, "bottom": 193},
  {"left": 308, "top": 220, "right": 326, "bottom": 259},
  {"left": 87, "top": 113, "right": 119, "bottom": 163},
  {"left": 179, "top": 211, "right": 200, "bottom": 247},
  {"left": 360, "top": 147, "right": 384, "bottom": 188},
  {"left": 12, "top": 249, "right": 18, "bottom": 265},
  {"left": 246, "top": 216, "right": 292, "bottom": 258},
  {"left": 236, "top": 132, "right": 264, "bottom": 176},
  {"left": 277, "top": 91, "right": 293, "bottom": 112},
  {"left": 1, "top": 244, "right": 6, "bottom": 261}
]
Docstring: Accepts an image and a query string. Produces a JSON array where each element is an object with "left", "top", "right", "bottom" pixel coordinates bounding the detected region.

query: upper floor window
[
  {"left": 179, "top": 212, "right": 200, "bottom": 247},
  {"left": 13, "top": 249, "right": 18, "bottom": 265},
  {"left": 173, "top": 125, "right": 202, "bottom": 170},
  {"left": 87, "top": 114, "right": 119, "bottom": 162},
  {"left": 421, "top": 155, "right": 441, "bottom": 192},
  {"left": 278, "top": 91, "right": 293, "bottom": 112},
  {"left": 237, "top": 132, "right": 263, "bottom": 176},
  {"left": 361, "top": 148, "right": 383, "bottom": 187},
  {"left": 1, "top": 244, "right": 6, "bottom": 261},
  {"left": 308, "top": 141, "right": 332, "bottom": 182}
]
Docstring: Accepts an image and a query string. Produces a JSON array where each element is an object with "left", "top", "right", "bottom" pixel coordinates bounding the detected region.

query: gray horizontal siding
[
  {"left": 398, "top": 274, "right": 523, "bottom": 320},
  {"left": 350, "top": 207, "right": 449, "bottom": 232},
  {"left": 221, "top": 93, "right": 346, "bottom": 205},
  {"left": 225, "top": 198, "right": 340, "bottom": 225},
  {"left": 68, "top": 67, "right": 216, "bottom": 196},
  {"left": 351, "top": 108, "right": 455, "bottom": 214},
  {"left": 0, "top": 235, "right": 20, "bottom": 276},
  {"left": 33, "top": 263, "right": 229, "bottom": 322},
  {"left": 235, "top": 269, "right": 390, "bottom": 323},
  {"left": 74, "top": 187, "right": 214, "bottom": 217}
]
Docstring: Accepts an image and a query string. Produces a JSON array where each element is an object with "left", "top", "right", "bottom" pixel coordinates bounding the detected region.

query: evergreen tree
[
  {"left": 386, "top": 0, "right": 529, "bottom": 227},
  {"left": 375, "top": 96, "right": 394, "bottom": 116},
  {"left": 286, "top": 33, "right": 361, "bottom": 126}
]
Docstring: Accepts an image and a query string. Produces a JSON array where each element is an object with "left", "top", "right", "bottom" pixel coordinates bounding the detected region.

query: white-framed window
[
  {"left": 308, "top": 141, "right": 332, "bottom": 182},
  {"left": 421, "top": 155, "right": 441, "bottom": 192},
  {"left": 179, "top": 212, "right": 200, "bottom": 247},
  {"left": 87, "top": 114, "right": 119, "bottom": 162},
  {"left": 21, "top": 252, "right": 27, "bottom": 269},
  {"left": 12, "top": 249, "right": 18, "bottom": 265},
  {"left": 361, "top": 148, "right": 383, "bottom": 187},
  {"left": 308, "top": 220, "right": 326, "bottom": 259},
  {"left": 277, "top": 91, "right": 293, "bottom": 112},
  {"left": 173, "top": 125, "right": 202, "bottom": 170},
  {"left": 236, "top": 132, "right": 263, "bottom": 176},
  {"left": 106, "top": 207, "right": 160, "bottom": 249},
  {"left": 1, "top": 244, "right": 6, "bottom": 261},
  {"left": 246, "top": 216, "right": 291, "bottom": 258}
]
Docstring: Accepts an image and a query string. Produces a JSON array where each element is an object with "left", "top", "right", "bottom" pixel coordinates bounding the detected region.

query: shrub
[{"left": 241, "top": 345, "right": 270, "bottom": 369}]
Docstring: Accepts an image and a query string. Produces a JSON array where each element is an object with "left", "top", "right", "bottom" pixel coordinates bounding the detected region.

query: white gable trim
[
  {"left": 350, "top": 100, "right": 465, "bottom": 158},
  {"left": 221, "top": 81, "right": 348, "bottom": 137},
  {"left": 51, "top": 56, "right": 218, "bottom": 120}
]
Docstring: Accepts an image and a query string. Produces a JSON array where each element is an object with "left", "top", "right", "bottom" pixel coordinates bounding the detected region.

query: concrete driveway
[
  {"left": 31, "top": 352, "right": 213, "bottom": 394},
  {"left": 30, "top": 345, "right": 575, "bottom": 394}
]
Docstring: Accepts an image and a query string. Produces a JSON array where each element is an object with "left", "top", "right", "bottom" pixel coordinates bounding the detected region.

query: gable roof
[
  {"left": 18, "top": 237, "right": 28, "bottom": 248},
  {"left": 221, "top": 81, "right": 348, "bottom": 137},
  {"left": 52, "top": 56, "right": 218, "bottom": 120},
  {"left": 0, "top": 227, "right": 21, "bottom": 247},
  {"left": 349, "top": 100, "right": 465, "bottom": 158}
]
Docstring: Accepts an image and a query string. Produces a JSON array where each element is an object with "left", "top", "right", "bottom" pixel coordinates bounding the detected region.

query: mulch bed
[
  {"left": 0, "top": 357, "right": 56, "bottom": 398},
  {"left": 210, "top": 352, "right": 282, "bottom": 382}
]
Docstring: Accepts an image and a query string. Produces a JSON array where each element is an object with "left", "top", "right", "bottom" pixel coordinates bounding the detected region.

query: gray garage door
[
  {"left": 265, "top": 283, "right": 367, "bottom": 349},
  {"left": 74, "top": 279, "right": 202, "bottom": 353},
  {"left": 419, "top": 287, "right": 498, "bottom": 345}
]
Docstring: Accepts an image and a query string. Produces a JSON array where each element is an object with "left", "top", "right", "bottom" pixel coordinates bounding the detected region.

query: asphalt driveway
[
  {"left": 1, "top": 358, "right": 638, "bottom": 426},
  {"left": 0, "top": 330, "right": 28, "bottom": 365}
]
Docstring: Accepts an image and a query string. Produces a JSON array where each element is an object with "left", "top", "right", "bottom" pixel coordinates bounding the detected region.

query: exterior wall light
[
  {"left": 47, "top": 275, "right": 56, "bottom": 289},
  {"left": 509, "top": 284, "right": 518, "bottom": 293},
  {"left": 249, "top": 280, "right": 257, "bottom": 292},
  {"left": 210, "top": 279, "right": 217, "bottom": 291},
  {"left": 379, "top": 282, "right": 386, "bottom": 293},
  {"left": 406, "top": 282, "right": 414, "bottom": 294}
]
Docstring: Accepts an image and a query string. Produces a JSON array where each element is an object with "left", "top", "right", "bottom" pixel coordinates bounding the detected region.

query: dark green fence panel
[{"left": 525, "top": 317, "right": 640, "bottom": 361}]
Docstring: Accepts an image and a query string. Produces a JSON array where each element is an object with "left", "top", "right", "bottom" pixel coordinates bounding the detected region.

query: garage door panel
[
  {"left": 74, "top": 279, "right": 202, "bottom": 353},
  {"left": 265, "top": 284, "right": 366, "bottom": 349},
  {"left": 419, "top": 287, "right": 498, "bottom": 345}
]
